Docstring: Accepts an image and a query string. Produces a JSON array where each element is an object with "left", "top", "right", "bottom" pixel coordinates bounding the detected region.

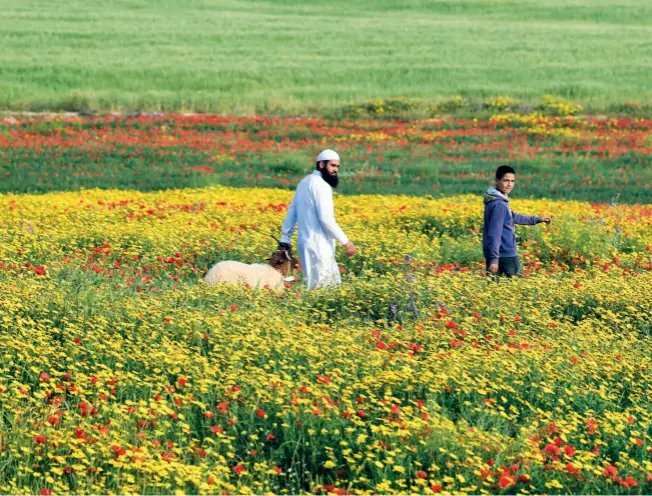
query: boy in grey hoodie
[{"left": 483, "top": 165, "right": 551, "bottom": 276}]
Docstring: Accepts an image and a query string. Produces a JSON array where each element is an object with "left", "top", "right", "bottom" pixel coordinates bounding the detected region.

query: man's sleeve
[
  {"left": 315, "top": 184, "right": 349, "bottom": 245},
  {"left": 513, "top": 211, "right": 541, "bottom": 225},
  {"left": 280, "top": 195, "right": 298, "bottom": 244},
  {"left": 487, "top": 203, "right": 507, "bottom": 265}
]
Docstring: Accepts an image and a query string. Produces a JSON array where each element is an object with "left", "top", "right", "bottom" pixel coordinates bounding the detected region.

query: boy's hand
[
  {"left": 489, "top": 263, "right": 499, "bottom": 273},
  {"left": 540, "top": 217, "right": 552, "bottom": 224}
]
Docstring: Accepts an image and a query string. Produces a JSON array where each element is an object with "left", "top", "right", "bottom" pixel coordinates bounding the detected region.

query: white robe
[{"left": 280, "top": 171, "right": 349, "bottom": 289}]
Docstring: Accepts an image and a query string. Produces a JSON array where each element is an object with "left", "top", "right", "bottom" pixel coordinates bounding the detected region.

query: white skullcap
[{"left": 316, "top": 149, "right": 340, "bottom": 162}]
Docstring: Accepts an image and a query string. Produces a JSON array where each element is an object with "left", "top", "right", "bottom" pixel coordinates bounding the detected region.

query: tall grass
[{"left": 0, "top": 0, "right": 651, "bottom": 113}]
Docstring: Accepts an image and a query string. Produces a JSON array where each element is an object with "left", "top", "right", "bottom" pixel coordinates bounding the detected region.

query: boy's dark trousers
[{"left": 486, "top": 256, "right": 521, "bottom": 278}]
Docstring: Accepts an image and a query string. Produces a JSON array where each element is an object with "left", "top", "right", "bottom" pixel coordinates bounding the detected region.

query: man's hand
[
  {"left": 277, "top": 241, "right": 292, "bottom": 252},
  {"left": 344, "top": 241, "right": 357, "bottom": 257},
  {"left": 540, "top": 217, "right": 552, "bottom": 224},
  {"left": 489, "top": 263, "right": 499, "bottom": 273}
]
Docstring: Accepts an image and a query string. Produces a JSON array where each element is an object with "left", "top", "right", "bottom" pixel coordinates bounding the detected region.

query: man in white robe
[{"left": 279, "top": 149, "right": 356, "bottom": 289}]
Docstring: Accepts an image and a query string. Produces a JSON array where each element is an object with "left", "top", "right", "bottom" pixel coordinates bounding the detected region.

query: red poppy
[
  {"left": 622, "top": 476, "right": 638, "bottom": 487},
  {"left": 499, "top": 474, "right": 515, "bottom": 488},
  {"left": 544, "top": 443, "right": 561, "bottom": 456},
  {"left": 586, "top": 418, "right": 597, "bottom": 434},
  {"left": 605, "top": 465, "right": 618, "bottom": 477}
]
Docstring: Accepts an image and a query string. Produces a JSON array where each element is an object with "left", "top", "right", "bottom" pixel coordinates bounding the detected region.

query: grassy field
[
  {"left": 1, "top": 3, "right": 651, "bottom": 492},
  {"left": 1, "top": 0, "right": 651, "bottom": 114},
  {"left": 1, "top": 186, "right": 651, "bottom": 494},
  {"left": 1, "top": 114, "right": 650, "bottom": 203}
]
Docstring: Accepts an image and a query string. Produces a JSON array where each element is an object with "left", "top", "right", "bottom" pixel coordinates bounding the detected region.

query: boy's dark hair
[{"left": 496, "top": 165, "right": 515, "bottom": 180}]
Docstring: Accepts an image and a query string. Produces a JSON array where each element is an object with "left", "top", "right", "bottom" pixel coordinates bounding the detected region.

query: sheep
[{"left": 204, "top": 249, "right": 297, "bottom": 291}]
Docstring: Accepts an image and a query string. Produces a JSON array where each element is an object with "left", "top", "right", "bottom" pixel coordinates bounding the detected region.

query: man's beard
[{"left": 320, "top": 168, "right": 339, "bottom": 188}]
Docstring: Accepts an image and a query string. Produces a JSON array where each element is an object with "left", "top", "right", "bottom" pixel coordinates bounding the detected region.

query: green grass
[
  {"left": 2, "top": 115, "right": 650, "bottom": 203},
  {"left": 1, "top": 0, "right": 651, "bottom": 114},
  {"left": 5, "top": 147, "right": 651, "bottom": 204}
]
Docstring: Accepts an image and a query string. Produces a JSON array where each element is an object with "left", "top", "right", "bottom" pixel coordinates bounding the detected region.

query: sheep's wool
[{"left": 204, "top": 261, "right": 285, "bottom": 290}]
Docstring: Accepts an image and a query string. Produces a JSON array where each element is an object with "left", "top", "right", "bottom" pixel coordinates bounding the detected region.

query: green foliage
[
  {"left": 2, "top": 116, "right": 651, "bottom": 204},
  {"left": 1, "top": 0, "right": 651, "bottom": 114},
  {"left": 438, "top": 235, "right": 483, "bottom": 266},
  {"left": 333, "top": 98, "right": 425, "bottom": 120},
  {"left": 537, "top": 95, "right": 583, "bottom": 117},
  {"left": 261, "top": 151, "right": 311, "bottom": 175}
]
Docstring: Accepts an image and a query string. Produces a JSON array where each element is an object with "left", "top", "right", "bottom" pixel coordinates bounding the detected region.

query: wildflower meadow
[
  {"left": 1, "top": 113, "right": 651, "bottom": 202},
  {"left": 0, "top": 114, "right": 651, "bottom": 495}
]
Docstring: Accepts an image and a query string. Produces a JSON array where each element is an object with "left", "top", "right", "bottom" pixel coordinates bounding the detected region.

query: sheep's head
[{"left": 267, "top": 249, "right": 297, "bottom": 280}]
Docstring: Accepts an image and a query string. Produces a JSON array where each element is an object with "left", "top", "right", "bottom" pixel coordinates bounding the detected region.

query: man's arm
[
  {"left": 280, "top": 195, "right": 298, "bottom": 245},
  {"left": 314, "top": 184, "right": 349, "bottom": 246},
  {"left": 487, "top": 203, "right": 507, "bottom": 265}
]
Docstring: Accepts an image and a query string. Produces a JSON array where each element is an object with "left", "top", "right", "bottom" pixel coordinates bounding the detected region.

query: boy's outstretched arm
[{"left": 513, "top": 212, "right": 551, "bottom": 225}]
